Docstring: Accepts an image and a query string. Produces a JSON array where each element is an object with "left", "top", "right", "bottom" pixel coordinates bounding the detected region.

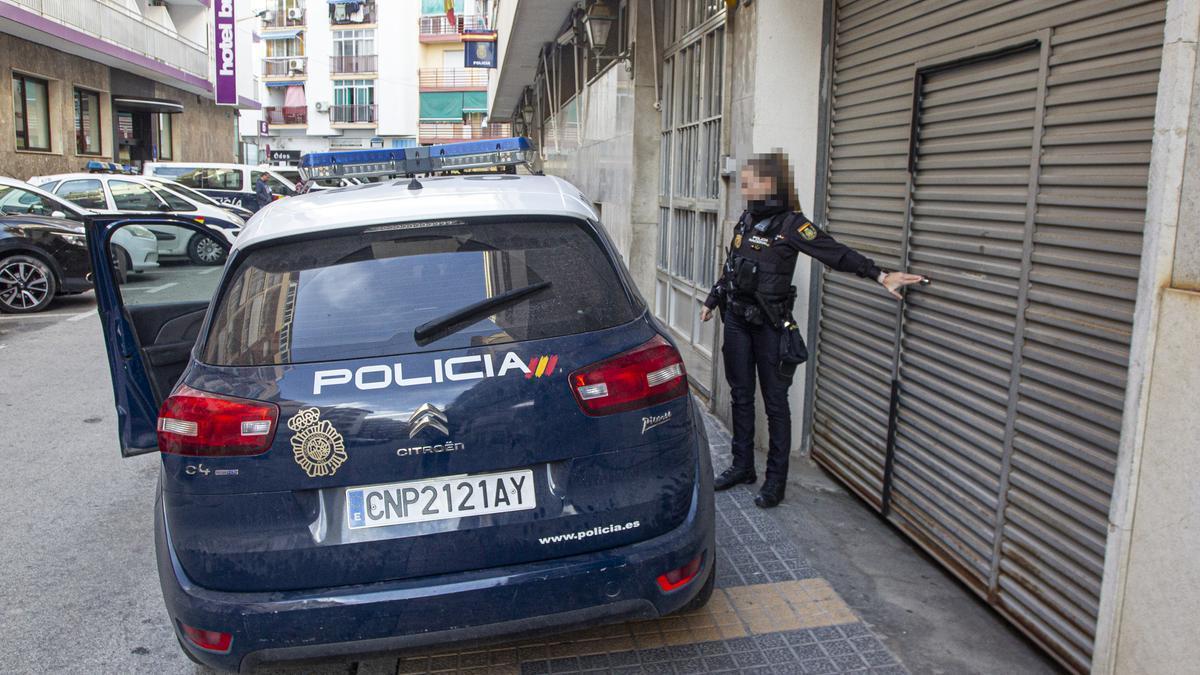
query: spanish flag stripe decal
[
  {"left": 535, "top": 355, "right": 549, "bottom": 377},
  {"left": 544, "top": 355, "right": 558, "bottom": 376}
]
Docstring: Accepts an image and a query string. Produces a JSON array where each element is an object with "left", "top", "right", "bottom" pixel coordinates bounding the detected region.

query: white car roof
[
  {"left": 235, "top": 174, "right": 597, "bottom": 251},
  {"left": 29, "top": 172, "right": 152, "bottom": 185}
]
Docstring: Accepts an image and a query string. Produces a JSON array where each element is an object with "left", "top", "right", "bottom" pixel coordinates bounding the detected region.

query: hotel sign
[{"left": 215, "top": 0, "right": 237, "bottom": 105}]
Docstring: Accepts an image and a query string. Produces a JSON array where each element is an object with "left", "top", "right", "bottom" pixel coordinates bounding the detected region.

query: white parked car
[
  {"left": 29, "top": 173, "right": 240, "bottom": 266},
  {"left": 0, "top": 176, "right": 158, "bottom": 283},
  {"left": 142, "top": 162, "right": 297, "bottom": 213}
]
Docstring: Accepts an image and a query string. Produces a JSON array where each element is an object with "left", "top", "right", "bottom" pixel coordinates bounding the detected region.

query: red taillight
[
  {"left": 569, "top": 335, "right": 687, "bottom": 416},
  {"left": 157, "top": 384, "right": 279, "bottom": 456},
  {"left": 179, "top": 622, "right": 233, "bottom": 653},
  {"left": 657, "top": 554, "right": 704, "bottom": 592}
]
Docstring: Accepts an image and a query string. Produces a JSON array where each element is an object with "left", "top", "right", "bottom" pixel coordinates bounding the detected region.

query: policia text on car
[{"left": 701, "top": 152, "right": 925, "bottom": 508}]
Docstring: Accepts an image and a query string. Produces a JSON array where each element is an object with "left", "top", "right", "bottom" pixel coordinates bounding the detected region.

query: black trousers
[{"left": 721, "top": 311, "right": 794, "bottom": 480}]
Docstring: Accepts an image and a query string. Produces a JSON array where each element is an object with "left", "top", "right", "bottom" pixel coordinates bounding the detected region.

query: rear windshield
[{"left": 203, "top": 219, "right": 638, "bottom": 366}]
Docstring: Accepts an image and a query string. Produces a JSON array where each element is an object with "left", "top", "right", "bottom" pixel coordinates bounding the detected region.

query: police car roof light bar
[{"left": 298, "top": 137, "right": 534, "bottom": 182}]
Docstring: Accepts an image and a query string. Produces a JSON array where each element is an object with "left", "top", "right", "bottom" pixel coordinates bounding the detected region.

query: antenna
[{"left": 408, "top": 177, "right": 423, "bottom": 190}]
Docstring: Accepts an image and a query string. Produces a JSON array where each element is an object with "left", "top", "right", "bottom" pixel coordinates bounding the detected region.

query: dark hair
[{"left": 745, "top": 150, "right": 798, "bottom": 211}]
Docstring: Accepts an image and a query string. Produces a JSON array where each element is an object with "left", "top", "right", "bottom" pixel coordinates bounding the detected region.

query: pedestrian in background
[
  {"left": 701, "top": 151, "right": 924, "bottom": 508},
  {"left": 254, "top": 173, "right": 272, "bottom": 210}
]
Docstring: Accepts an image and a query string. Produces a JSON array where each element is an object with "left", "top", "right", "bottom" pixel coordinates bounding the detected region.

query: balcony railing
[
  {"left": 418, "top": 122, "right": 513, "bottom": 145},
  {"left": 419, "top": 14, "right": 487, "bottom": 39},
  {"left": 330, "top": 0, "right": 375, "bottom": 25},
  {"left": 331, "top": 104, "right": 378, "bottom": 124},
  {"left": 262, "top": 7, "right": 305, "bottom": 28},
  {"left": 330, "top": 54, "right": 379, "bottom": 74},
  {"left": 264, "top": 56, "right": 307, "bottom": 77},
  {"left": 419, "top": 68, "right": 489, "bottom": 90},
  {"left": 265, "top": 106, "right": 307, "bottom": 125}
]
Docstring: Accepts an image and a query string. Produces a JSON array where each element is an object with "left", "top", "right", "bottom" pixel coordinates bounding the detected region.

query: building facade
[
  {"left": 0, "top": 0, "right": 257, "bottom": 180},
  {"left": 243, "top": 0, "right": 510, "bottom": 163},
  {"left": 489, "top": 0, "right": 1199, "bottom": 672}
]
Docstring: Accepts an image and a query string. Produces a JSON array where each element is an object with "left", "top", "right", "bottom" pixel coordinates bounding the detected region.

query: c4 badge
[
  {"left": 289, "top": 407, "right": 348, "bottom": 478},
  {"left": 798, "top": 221, "right": 817, "bottom": 241}
]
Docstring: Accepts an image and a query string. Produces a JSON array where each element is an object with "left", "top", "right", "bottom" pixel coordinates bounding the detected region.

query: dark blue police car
[{"left": 87, "top": 148, "right": 715, "bottom": 671}]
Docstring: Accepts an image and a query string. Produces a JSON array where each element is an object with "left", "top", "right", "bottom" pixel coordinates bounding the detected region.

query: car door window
[
  {"left": 110, "top": 180, "right": 166, "bottom": 211},
  {"left": 251, "top": 171, "right": 293, "bottom": 196},
  {"left": 148, "top": 185, "right": 195, "bottom": 212},
  {"left": 55, "top": 179, "right": 107, "bottom": 209},
  {"left": 0, "top": 185, "right": 57, "bottom": 216}
]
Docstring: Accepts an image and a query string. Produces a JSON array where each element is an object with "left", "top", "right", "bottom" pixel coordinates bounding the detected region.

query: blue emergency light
[
  {"left": 298, "top": 137, "right": 534, "bottom": 181},
  {"left": 85, "top": 160, "right": 135, "bottom": 174}
]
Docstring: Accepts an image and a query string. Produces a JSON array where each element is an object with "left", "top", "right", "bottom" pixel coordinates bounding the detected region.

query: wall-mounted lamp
[{"left": 582, "top": 0, "right": 616, "bottom": 53}]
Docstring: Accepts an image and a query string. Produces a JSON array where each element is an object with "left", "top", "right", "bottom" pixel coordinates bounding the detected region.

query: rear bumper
[{"left": 156, "top": 419, "right": 715, "bottom": 672}]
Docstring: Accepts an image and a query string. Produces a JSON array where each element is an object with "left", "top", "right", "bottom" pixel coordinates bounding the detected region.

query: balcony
[
  {"left": 265, "top": 106, "right": 307, "bottom": 126},
  {"left": 263, "top": 56, "right": 307, "bottom": 78},
  {"left": 263, "top": 7, "right": 306, "bottom": 29},
  {"left": 330, "top": 1, "right": 376, "bottom": 25},
  {"left": 419, "top": 15, "right": 487, "bottom": 41},
  {"left": 330, "top": 55, "right": 379, "bottom": 74},
  {"left": 331, "top": 104, "right": 378, "bottom": 124},
  {"left": 419, "top": 68, "right": 489, "bottom": 91},
  {"left": 419, "top": 122, "right": 513, "bottom": 145}
]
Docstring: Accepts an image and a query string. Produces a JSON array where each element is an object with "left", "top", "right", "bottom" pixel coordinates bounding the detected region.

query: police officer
[{"left": 701, "top": 152, "right": 924, "bottom": 508}]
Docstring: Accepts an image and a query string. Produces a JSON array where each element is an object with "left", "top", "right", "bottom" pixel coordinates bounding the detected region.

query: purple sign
[{"left": 215, "top": 0, "right": 237, "bottom": 105}]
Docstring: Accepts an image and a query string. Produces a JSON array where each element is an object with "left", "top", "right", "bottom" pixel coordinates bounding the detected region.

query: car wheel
[
  {"left": 0, "top": 254, "right": 57, "bottom": 314},
  {"left": 187, "top": 233, "right": 227, "bottom": 266},
  {"left": 112, "top": 246, "right": 130, "bottom": 285},
  {"left": 679, "top": 560, "right": 716, "bottom": 613}
]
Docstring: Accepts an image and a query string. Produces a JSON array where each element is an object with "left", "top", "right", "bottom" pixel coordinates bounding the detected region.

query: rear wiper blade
[{"left": 413, "top": 281, "right": 551, "bottom": 347}]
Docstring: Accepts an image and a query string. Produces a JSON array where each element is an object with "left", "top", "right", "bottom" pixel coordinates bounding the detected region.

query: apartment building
[
  {"left": 0, "top": 0, "right": 257, "bottom": 179},
  {"left": 245, "top": 0, "right": 420, "bottom": 161},
  {"left": 417, "top": 0, "right": 510, "bottom": 145}
]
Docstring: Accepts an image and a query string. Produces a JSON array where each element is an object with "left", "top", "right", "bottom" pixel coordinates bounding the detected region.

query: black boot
[
  {"left": 714, "top": 465, "right": 756, "bottom": 491},
  {"left": 754, "top": 476, "right": 786, "bottom": 508}
]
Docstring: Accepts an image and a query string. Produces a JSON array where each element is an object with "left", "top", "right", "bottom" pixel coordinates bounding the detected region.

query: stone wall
[{"left": 155, "top": 82, "right": 239, "bottom": 164}]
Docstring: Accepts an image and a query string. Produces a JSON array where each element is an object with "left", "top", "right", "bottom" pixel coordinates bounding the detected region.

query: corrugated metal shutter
[{"left": 810, "top": 1, "right": 1165, "bottom": 672}]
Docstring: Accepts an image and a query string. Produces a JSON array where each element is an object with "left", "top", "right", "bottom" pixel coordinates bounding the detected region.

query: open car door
[{"left": 86, "top": 215, "right": 229, "bottom": 457}]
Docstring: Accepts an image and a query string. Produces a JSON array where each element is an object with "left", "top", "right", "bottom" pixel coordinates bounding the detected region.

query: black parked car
[{"left": 0, "top": 214, "right": 92, "bottom": 313}]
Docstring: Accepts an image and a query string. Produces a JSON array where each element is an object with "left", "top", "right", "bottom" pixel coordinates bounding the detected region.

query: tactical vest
[{"left": 725, "top": 211, "right": 800, "bottom": 302}]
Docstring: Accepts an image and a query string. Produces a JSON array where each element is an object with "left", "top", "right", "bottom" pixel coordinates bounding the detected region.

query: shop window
[
  {"left": 74, "top": 88, "right": 102, "bottom": 155},
  {"left": 156, "top": 114, "right": 174, "bottom": 160},
  {"left": 13, "top": 73, "right": 51, "bottom": 151}
]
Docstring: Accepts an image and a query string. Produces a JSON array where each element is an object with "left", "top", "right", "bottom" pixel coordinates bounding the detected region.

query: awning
[
  {"left": 265, "top": 80, "right": 305, "bottom": 87},
  {"left": 420, "top": 92, "right": 464, "bottom": 121},
  {"left": 488, "top": 0, "right": 578, "bottom": 120},
  {"left": 112, "top": 96, "right": 184, "bottom": 114},
  {"left": 463, "top": 91, "right": 488, "bottom": 113},
  {"left": 283, "top": 85, "right": 306, "bottom": 108},
  {"left": 422, "top": 0, "right": 464, "bottom": 13},
  {"left": 263, "top": 29, "right": 303, "bottom": 40}
]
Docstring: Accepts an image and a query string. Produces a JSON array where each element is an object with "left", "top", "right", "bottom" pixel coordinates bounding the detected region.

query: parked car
[
  {"left": 0, "top": 177, "right": 157, "bottom": 284},
  {"left": 0, "top": 213, "right": 92, "bottom": 313},
  {"left": 30, "top": 173, "right": 238, "bottom": 265},
  {"left": 87, "top": 175, "right": 716, "bottom": 671},
  {"left": 144, "top": 177, "right": 254, "bottom": 221},
  {"left": 142, "top": 162, "right": 296, "bottom": 212}
]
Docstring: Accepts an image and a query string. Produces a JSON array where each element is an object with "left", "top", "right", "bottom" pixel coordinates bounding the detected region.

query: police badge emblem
[
  {"left": 288, "top": 407, "right": 348, "bottom": 478},
  {"left": 798, "top": 221, "right": 817, "bottom": 240},
  {"left": 733, "top": 233, "right": 743, "bottom": 249}
]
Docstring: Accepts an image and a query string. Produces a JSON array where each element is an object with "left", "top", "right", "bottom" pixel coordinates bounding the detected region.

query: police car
[{"left": 87, "top": 138, "right": 715, "bottom": 671}]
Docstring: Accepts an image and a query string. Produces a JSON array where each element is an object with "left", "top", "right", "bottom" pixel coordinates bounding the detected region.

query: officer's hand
[
  {"left": 700, "top": 306, "right": 714, "bottom": 322},
  {"left": 880, "top": 272, "right": 926, "bottom": 300}
]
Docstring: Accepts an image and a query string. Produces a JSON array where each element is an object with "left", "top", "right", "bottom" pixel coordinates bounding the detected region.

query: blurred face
[{"left": 740, "top": 165, "right": 774, "bottom": 202}]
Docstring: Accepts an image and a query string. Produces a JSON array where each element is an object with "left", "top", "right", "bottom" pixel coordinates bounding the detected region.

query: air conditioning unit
[
  {"left": 287, "top": 7, "right": 304, "bottom": 20},
  {"left": 314, "top": 101, "right": 329, "bottom": 112},
  {"left": 288, "top": 58, "right": 306, "bottom": 73}
]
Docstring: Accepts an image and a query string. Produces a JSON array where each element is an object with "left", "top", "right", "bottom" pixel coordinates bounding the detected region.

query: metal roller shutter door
[{"left": 811, "top": 1, "right": 1165, "bottom": 671}]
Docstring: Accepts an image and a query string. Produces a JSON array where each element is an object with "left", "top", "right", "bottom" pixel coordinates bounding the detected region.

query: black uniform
[{"left": 705, "top": 204, "right": 882, "bottom": 486}]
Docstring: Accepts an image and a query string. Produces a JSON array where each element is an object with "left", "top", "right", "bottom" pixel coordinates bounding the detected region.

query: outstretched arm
[{"left": 787, "top": 218, "right": 924, "bottom": 299}]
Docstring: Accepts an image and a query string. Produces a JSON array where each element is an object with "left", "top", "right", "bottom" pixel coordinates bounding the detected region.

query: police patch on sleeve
[
  {"left": 288, "top": 407, "right": 348, "bottom": 478},
  {"left": 798, "top": 221, "right": 817, "bottom": 240},
  {"left": 733, "top": 233, "right": 743, "bottom": 249}
]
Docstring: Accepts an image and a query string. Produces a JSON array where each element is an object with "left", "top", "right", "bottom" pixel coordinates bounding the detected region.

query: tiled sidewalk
[{"left": 288, "top": 413, "right": 908, "bottom": 675}]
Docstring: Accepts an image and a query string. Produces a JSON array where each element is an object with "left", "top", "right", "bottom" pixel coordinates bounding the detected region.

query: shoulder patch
[
  {"left": 733, "top": 233, "right": 743, "bottom": 249},
  {"left": 798, "top": 221, "right": 817, "bottom": 240}
]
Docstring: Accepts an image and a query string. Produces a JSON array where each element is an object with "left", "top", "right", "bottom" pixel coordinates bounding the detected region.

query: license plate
[{"left": 346, "top": 469, "right": 536, "bottom": 530}]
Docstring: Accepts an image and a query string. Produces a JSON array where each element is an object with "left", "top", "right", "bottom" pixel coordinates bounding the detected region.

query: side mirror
[
  {"left": 51, "top": 210, "right": 66, "bottom": 219},
  {"left": 158, "top": 203, "right": 174, "bottom": 212}
]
